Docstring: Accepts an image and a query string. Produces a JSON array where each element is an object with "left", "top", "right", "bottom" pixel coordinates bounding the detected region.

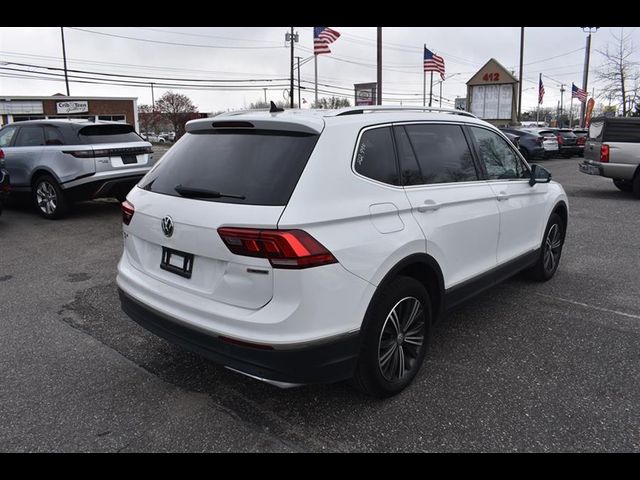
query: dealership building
[{"left": 0, "top": 95, "right": 139, "bottom": 131}]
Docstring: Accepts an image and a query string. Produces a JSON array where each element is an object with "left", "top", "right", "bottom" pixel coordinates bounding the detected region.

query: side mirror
[{"left": 529, "top": 164, "right": 552, "bottom": 186}]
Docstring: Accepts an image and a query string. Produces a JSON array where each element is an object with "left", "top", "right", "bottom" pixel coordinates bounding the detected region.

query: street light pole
[
  {"left": 560, "top": 84, "right": 565, "bottom": 128},
  {"left": 290, "top": 27, "right": 295, "bottom": 109},
  {"left": 376, "top": 27, "right": 382, "bottom": 105},
  {"left": 518, "top": 27, "right": 524, "bottom": 122},
  {"left": 296, "top": 56, "right": 302, "bottom": 109}
]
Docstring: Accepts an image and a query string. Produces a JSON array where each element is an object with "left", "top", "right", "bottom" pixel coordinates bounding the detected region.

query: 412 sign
[{"left": 481, "top": 72, "right": 501, "bottom": 82}]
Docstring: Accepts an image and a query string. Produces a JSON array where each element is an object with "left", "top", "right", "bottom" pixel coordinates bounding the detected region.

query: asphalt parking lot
[{"left": 0, "top": 157, "right": 638, "bottom": 452}]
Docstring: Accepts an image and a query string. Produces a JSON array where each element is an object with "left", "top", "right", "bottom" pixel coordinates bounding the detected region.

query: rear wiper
[{"left": 174, "top": 184, "right": 246, "bottom": 200}]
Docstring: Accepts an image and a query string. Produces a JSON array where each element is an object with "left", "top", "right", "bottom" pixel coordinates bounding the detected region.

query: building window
[
  {"left": 13, "top": 115, "right": 46, "bottom": 122},
  {"left": 98, "top": 115, "right": 126, "bottom": 122}
]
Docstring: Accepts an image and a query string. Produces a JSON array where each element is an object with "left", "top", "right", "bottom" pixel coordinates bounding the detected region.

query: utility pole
[
  {"left": 376, "top": 27, "right": 382, "bottom": 105},
  {"left": 295, "top": 56, "right": 302, "bottom": 109},
  {"left": 60, "top": 27, "right": 70, "bottom": 96},
  {"left": 518, "top": 27, "right": 524, "bottom": 122},
  {"left": 439, "top": 81, "right": 442, "bottom": 107},
  {"left": 580, "top": 27, "right": 599, "bottom": 127},
  {"left": 263, "top": 88, "right": 267, "bottom": 104},
  {"left": 560, "top": 84, "right": 565, "bottom": 127},
  {"left": 151, "top": 83, "right": 155, "bottom": 109},
  {"left": 290, "top": 27, "right": 295, "bottom": 108}
]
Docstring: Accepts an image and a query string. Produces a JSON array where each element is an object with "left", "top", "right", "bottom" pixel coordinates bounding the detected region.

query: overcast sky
[{"left": 1, "top": 27, "right": 638, "bottom": 114}]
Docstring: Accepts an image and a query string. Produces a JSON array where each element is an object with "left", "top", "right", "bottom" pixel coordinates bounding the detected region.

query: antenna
[{"left": 270, "top": 101, "right": 284, "bottom": 113}]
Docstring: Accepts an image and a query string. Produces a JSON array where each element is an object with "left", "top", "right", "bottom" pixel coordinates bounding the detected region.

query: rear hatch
[
  {"left": 557, "top": 129, "right": 577, "bottom": 146},
  {"left": 77, "top": 124, "right": 152, "bottom": 172},
  {"left": 584, "top": 120, "right": 604, "bottom": 161},
  {"left": 125, "top": 119, "right": 321, "bottom": 309},
  {"left": 538, "top": 130, "right": 559, "bottom": 151}
]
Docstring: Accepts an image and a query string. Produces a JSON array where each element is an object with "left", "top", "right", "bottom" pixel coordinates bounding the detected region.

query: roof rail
[{"left": 330, "top": 105, "right": 477, "bottom": 119}]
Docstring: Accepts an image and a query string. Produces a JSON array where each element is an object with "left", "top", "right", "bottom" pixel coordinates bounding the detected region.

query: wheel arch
[
  {"left": 30, "top": 167, "right": 62, "bottom": 187},
  {"left": 361, "top": 253, "right": 445, "bottom": 333},
  {"left": 552, "top": 200, "right": 568, "bottom": 238}
]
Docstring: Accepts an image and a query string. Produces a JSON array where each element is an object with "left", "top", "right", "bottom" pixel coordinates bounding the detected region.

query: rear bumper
[
  {"left": 119, "top": 288, "right": 361, "bottom": 384},
  {"left": 579, "top": 160, "right": 637, "bottom": 180},
  {"left": 64, "top": 174, "right": 145, "bottom": 200}
]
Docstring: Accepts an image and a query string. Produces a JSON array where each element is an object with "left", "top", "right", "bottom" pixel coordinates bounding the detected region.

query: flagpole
[
  {"left": 423, "top": 44, "right": 426, "bottom": 107},
  {"left": 429, "top": 71, "right": 433, "bottom": 107},
  {"left": 314, "top": 54, "right": 318, "bottom": 105},
  {"left": 570, "top": 92, "right": 574, "bottom": 128}
]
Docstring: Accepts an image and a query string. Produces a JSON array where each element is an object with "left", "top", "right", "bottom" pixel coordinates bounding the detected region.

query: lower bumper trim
[{"left": 118, "top": 289, "right": 361, "bottom": 385}]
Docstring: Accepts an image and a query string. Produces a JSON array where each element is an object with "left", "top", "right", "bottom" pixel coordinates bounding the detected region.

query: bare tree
[
  {"left": 155, "top": 91, "right": 197, "bottom": 139},
  {"left": 312, "top": 96, "right": 351, "bottom": 109},
  {"left": 595, "top": 28, "right": 640, "bottom": 117}
]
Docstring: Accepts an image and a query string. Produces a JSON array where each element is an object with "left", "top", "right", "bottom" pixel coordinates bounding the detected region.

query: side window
[
  {"left": 397, "top": 124, "right": 478, "bottom": 185},
  {"left": 354, "top": 127, "right": 400, "bottom": 185},
  {"left": 470, "top": 127, "right": 529, "bottom": 180},
  {"left": 0, "top": 126, "right": 17, "bottom": 147},
  {"left": 44, "top": 126, "right": 65, "bottom": 146},
  {"left": 14, "top": 126, "right": 45, "bottom": 147},
  {"left": 603, "top": 122, "right": 640, "bottom": 143}
]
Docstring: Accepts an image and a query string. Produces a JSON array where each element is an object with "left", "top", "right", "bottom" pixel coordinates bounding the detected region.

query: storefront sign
[{"left": 56, "top": 101, "right": 89, "bottom": 114}]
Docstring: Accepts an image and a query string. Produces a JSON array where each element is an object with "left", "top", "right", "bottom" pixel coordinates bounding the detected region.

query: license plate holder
[
  {"left": 121, "top": 154, "right": 138, "bottom": 164},
  {"left": 578, "top": 163, "right": 600, "bottom": 175},
  {"left": 160, "top": 247, "right": 194, "bottom": 278}
]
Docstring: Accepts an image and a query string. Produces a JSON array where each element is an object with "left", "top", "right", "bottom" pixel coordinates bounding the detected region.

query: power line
[{"left": 68, "top": 27, "right": 284, "bottom": 50}]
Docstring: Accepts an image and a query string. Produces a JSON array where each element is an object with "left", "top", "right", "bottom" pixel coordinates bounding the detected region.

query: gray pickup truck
[
  {"left": 0, "top": 119, "right": 156, "bottom": 218},
  {"left": 579, "top": 116, "right": 640, "bottom": 197}
]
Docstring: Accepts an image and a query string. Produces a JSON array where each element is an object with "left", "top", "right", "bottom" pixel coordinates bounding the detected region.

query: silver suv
[
  {"left": 0, "top": 120, "right": 155, "bottom": 218},
  {"left": 579, "top": 117, "right": 640, "bottom": 197}
]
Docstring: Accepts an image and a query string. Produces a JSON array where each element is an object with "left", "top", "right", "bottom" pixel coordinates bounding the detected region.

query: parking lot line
[{"left": 534, "top": 292, "right": 640, "bottom": 320}]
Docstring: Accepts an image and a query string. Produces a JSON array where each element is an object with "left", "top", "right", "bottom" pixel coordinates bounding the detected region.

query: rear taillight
[
  {"left": 0, "top": 149, "right": 4, "bottom": 160},
  {"left": 600, "top": 144, "right": 610, "bottom": 163},
  {"left": 556, "top": 134, "right": 564, "bottom": 145},
  {"left": 63, "top": 150, "right": 95, "bottom": 158},
  {"left": 577, "top": 136, "right": 586, "bottom": 145},
  {"left": 217, "top": 227, "right": 338, "bottom": 269},
  {"left": 121, "top": 200, "right": 135, "bottom": 225}
]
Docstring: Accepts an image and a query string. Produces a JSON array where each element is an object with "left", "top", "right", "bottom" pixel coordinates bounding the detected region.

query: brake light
[
  {"left": 577, "top": 136, "right": 586, "bottom": 145},
  {"left": 217, "top": 227, "right": 338, "bottom": 269},
  {"left": 600, "top": 144, "right": 610, "bottom": 163},
  {"left": 556, "top": 134, "right": 564, "bottom": 145},
  {"left": 0, "top": 149, "right": 4, "bottom": 160},
  {"left": 121, "top": 200, "right": 135, "bottom": 225}
]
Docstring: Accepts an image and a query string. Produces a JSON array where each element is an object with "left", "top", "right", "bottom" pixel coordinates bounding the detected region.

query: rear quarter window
[
  {"left": 354, "top": 127, "right": 399, "bottom": 185},
  {"left": 603, "top": 122, "right": 640, "bottom": 143},
  {"left": 139, "top": 129, "right": 319, "bottom": 206},
  {"left": 78, "top": 124, "right": 143, "bottom": 144}
]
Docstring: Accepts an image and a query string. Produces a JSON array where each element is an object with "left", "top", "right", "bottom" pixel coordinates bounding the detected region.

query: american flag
[
  {"left": 572, "top": 83, "right": 587, "bottom": 102},
  {"left": 314, "top": 27, "right": 341, "bottom": 55},
  {"left": 538, "top": 74, "right": 545, "bottom": 105},
  {"left": 424, "top": 47, "right": 445, "bottom": 80}
]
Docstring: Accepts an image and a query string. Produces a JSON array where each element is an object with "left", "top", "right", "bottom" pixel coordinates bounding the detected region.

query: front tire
[
  {"left": 352, "top": 276, "right": 431, "bottom": 398},
  {"left": 525, "top": 212, "right": 565, "bottom": 281},
  {"left": 33, "top": 174, "right": 68, "bottom": 219}
]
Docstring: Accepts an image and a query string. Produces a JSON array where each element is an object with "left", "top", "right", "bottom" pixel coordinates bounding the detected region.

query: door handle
[
  {"left": 496, "top": 192, "right": 510, "bottom": 201},
  {"left": 417, "top": 200, "right": 440, "bottom": 212}
]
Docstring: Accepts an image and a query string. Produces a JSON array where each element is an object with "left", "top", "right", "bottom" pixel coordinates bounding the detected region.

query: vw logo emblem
[{"left": 161, "top": 216, "right": 174, "bottom": 237}]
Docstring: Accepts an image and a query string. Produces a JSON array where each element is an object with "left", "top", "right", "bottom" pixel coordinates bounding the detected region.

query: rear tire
[
  {"left": 613, "top": 179, "right": 633, "bottom": 193},
  {"left": 633, "top": 173, "right": 640, "bottom": 199},
  {"left": 33, "top": 174, "right": 68, "bottom": 219},
  {"left": 352, "top": 276, "right": 431, "bottom": 398},
  {"left": 525, "top": 212, "right": 565, "bottom": 282}
]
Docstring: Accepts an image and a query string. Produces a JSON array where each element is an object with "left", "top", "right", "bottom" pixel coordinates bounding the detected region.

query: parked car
[
  {"left": 117, "top": 106, "right": 569, "bottom": 397},
  {"left": 143, "top": 133, "right": 167, "bottom": 144},
  {"left": 548, "top": 128, "right": 581, "bottom": 158},
  {"left": 572, "top": 128, "right": 588, "bottom": 157},
  {"left": 0, "top": 120, "right": 155, "bottom": 219},
  {"left": 521, "top": 128, "right": 559, "bottom": 158},
  {"left": 500, "top": 127, "right": 546, "bottom": 161},
  {"left": 159, "top": 131, "right": 176, "bottom": 142},
  {"left": 579, "top": 116, "right": 640, "bottom": 197},
  {"left": 0, "top": 152, "right": 9, "bottom": 216},
  {"left": 503, "top": 131, "right": 520, "bottom": 149}
]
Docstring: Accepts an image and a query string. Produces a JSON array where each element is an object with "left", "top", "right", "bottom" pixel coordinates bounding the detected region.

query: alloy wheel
[
  {"left": 543, "top": 223, "right": 563, "bottom": 273},
  {"left": 378, "top": 296, "right": 426, "bottom": 382},
  {"left": 36, "top": 181, "right": 57, "bottom": 215}
]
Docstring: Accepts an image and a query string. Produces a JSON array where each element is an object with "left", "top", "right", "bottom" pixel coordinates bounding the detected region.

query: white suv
[{"left": 117, "top": 106, "right": 569, "bottom": 397}]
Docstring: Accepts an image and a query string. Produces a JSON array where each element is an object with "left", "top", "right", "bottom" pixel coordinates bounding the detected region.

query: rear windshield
[
  {"left": 78, "top": 124, "right": 143, "bottom": 144},
  {"left": 139, "top": 129, "right": 319, "bottom": 206},
  {"left": 602, "top": 121, "right": 640, "bottom": 143}
]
